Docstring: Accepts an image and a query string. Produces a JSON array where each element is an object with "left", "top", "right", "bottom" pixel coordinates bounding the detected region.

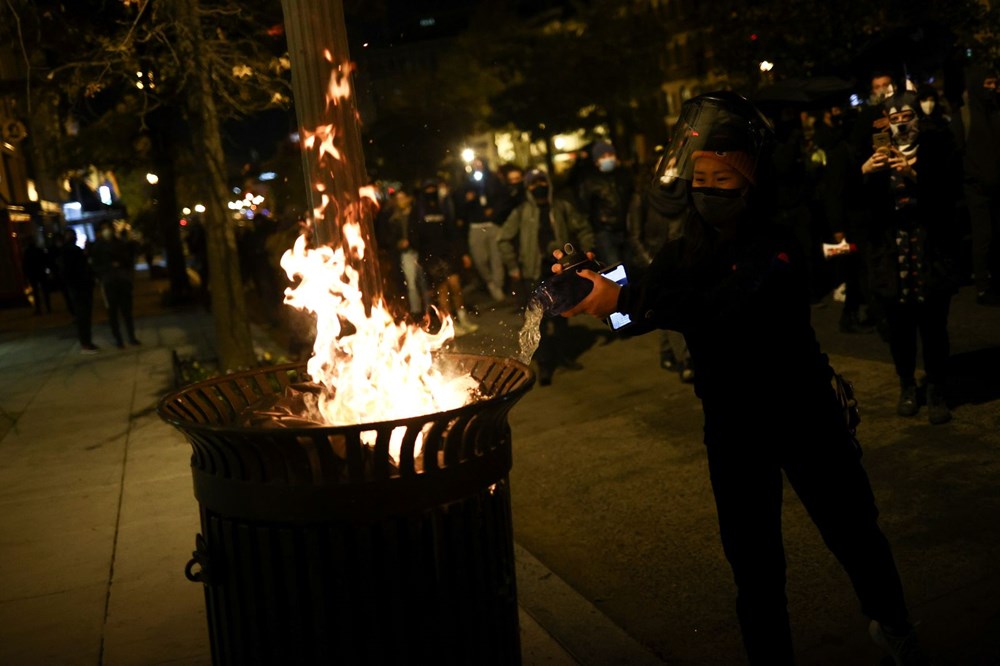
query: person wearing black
[
  {"left": 498, "top": 169, "right": 594, "bottom": 385},
  {"left": 89, "top": 222, "right": 141, "bottom": 349},
  {"left": 58, "top": 228, "right": 98, "bottom": 353},
  {"left": 952, "top": 64, "right": 1000, "bottom": 305},
  {"left": 860, "top": 91, "right": 960, "bottom": 425},
  {"left": 557, "top": 91, "right": 926, "bottom": 665},
  {"left": 413, "top": 179, "right": 477, "bottom": 335},
  {"left": 22, "top": 237, "right": 53, "bottom": 315},
  {"left": 577, "top": 141, "right": 634, "bottom": 266}
]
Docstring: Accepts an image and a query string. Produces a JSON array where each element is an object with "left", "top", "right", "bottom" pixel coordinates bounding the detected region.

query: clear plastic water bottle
[{"left": 531, "top": 244, "right": 601, "bottom": 317}]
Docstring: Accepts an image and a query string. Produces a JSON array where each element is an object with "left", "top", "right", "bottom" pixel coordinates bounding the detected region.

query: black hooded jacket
[
  {"left": 616, "top": 211, "right": 834, "bottom": 438},
  {"left": 955, "top": 65, "right": 1000, "bottom": 188}
]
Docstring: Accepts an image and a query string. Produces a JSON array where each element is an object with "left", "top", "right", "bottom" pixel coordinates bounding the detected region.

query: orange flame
[{"left": 279, "top": 53, "right": 475, "bottom": 463}]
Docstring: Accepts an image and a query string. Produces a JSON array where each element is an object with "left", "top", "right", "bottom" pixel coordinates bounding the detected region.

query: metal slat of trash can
[{"left": 158, "top": 355, "right": 533, "bottom": 665}]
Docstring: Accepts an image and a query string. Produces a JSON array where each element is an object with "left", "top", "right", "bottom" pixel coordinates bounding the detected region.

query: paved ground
[{"left": 1, "top": 269, "right": 998, "bottom": 665}]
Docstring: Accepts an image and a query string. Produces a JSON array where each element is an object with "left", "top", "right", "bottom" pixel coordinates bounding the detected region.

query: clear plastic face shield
[{"left": 654, "top": 94, "right": 772, "bottom": 187}]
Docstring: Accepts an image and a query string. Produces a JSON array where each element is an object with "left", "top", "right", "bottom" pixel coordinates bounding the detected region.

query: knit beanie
[{"left": 690, "top": 149, "right": 756, "bottom": 185}]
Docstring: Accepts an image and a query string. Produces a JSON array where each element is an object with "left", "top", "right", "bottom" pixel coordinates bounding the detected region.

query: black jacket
[{"left": 616, "top": 216, "right": 834, "bottom": 438}]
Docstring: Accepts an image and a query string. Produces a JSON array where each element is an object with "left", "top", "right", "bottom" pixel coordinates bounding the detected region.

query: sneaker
[
  {"left": 869, "top": 620, "right": 930, "bottom": 665},
  {"left": 80, "top": 344, "right": 99, "bottom": 355},
  {"left": 897, "top": 384, "right": 918, "bottom": 417},
  {"left": 926, "top": 384, "right": 951, "bottom": 425}
]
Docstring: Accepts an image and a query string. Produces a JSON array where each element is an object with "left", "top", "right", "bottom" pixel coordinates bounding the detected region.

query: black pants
[
  {"left": 103, "top": 279, "right": 136, "bottom": 344},
  {"left": 67, "top": 284, "right": 95, "bottom": 346},
  {"left": 881, "top": 294, "right": 951, "bottom": 386},
  {"left": 705, "top": 396, "right": 909, "bottom": 665}
]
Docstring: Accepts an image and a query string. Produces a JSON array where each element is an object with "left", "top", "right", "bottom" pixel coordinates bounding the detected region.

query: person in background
[
  {"left": 413, "top": 178, "right": 478, "bottom": 336},
  {"left": 557, "top": 91, "right": 927, "bottom": 666},
  {"left": 577, "top": 141, "right": 634, "bottom": 266},
  {"left": 860, "top": 90, "right": 960, "bottom": 425},
  {"left": 58, "top": 228, "right": 98, "bottom": 353},
  {"left": 22, "top": 236, "right": 53, "bottom": 315},
  {"left": 379, "top": 187, "right": 426, "bottom": 319},
  {"left": 498, "top": 168, "right": 594, "bottom": 385},
  {"left": 627, "top": 161, "right": 695, "bottom": 382},
  {"left": 952, "top": 63, "right": 1000, "bottom": 305},
  {"left": 88, "top": 221, "right": 141, "bottom": 349},
  {"left": 496, "top": 163, "right": 527, "bottom": 225},
  {"left": 458, "top": 157, "right": 507, "bottom": 303}
]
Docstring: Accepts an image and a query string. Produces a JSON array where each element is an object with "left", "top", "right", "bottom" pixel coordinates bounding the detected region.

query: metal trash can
[{"left": 157, "top": 354, "right": 534, "bottom": 665}]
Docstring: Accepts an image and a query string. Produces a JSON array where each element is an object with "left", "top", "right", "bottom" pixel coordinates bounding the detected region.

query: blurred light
[
  {"left": 289, "top": 131, "right": 300, "bottom": 142},
  {"left": 65, "top": 202, "right": 82, "bottom": 210},
  {"left": 259, "top": 171, "right": 276, "bottom": 181},
  {"left": 473, "top": 170, "right": 483, "bottom": 182},
  {"left": 194, "top": 204, "right": 206, "bottom": 213},
  {"left": 179, "top": 219, "right": 188, "bottom": 226},
  {"left": 554, "top": 136, "right": 567, "bottom": 150},
  {"left": 419, "top": 18, "right": 436, "bottom": 27},
  {"left": 850, "top": 94, "right": 862, "bottom": 107},
  {"left": 136, "top": 82, "right": 144, "bottom": 90},
  {"left": 363, "top": 42, "right": 369, "bottom": 48},
  {"left": 136, "top": 71, "right": 143, "bottom": 78},
  {"left": 750, "top": 33, "right": 758, "bottom": 41},
  {"left": 27, "top": 179, "right": 38, "bottom": 202},
  {"left": 182, "top": 207, "right": 192, "bottom": 215},
  {"left": 759, "top": 61, "right": 774, "bottom": 72},
  {"left": 146, "top": 172, "right": 159, "bottom": 185},
  {"left": 232, "top": 186, "right": 242, "bottom": 194},
  {"left": 461, "top": 148, "right": 475, "bottom": 163},
  {"left": 99, "top": 185, "right": 112, "bottom": 205}
]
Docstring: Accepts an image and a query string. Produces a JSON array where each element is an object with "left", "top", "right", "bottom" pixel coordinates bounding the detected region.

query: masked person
[
  {"left": 953, "top": 64, "right": 1000, "bottom": 305},
  {"left": 860, "top": 91, "right": 960, "bottom": 425},
  {"left": 577, "top": 141, "right": 634, "bottom": 266},
  {"left": 556, "top": 91, "right": 927, "bottom": 665},
  {"left": 498, "top": 169, "right": 594, "bottom": 385}
]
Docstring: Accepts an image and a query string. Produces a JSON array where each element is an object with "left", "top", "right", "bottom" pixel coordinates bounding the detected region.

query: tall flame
[{"left": 278, "top": 53, "right": 477, "bottom": 462}]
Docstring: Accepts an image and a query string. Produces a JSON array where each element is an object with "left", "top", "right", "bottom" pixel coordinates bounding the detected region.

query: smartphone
[
  {"left": 872, "top": 131, "right": 892, "bottom": 153},
  {"left": 599, "top": 263, "right": 633, "bottom": 330}
]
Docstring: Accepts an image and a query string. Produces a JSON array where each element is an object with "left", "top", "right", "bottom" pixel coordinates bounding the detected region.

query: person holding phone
[
  {"left": 555, "top": 91, "right": 927, "bottom": 665},
  {"left": 498, "top": 168, "right": 594, "bottom": 385},
  {"left": 860, "top": 90, "right": 960, "bottom": 424}
]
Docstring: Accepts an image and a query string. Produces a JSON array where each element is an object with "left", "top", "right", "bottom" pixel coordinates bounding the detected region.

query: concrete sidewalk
[{"left": 0, "top": 281, "right": 661, "bottom": 664}]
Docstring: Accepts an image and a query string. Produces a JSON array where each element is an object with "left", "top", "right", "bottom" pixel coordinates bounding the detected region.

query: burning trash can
[{"left": 158, "top": 354, "right": 534, "bottom": 665}]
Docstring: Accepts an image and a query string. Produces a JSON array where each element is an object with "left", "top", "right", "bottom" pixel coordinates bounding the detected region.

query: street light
[
  {"left": 759, "top": 60, "right": 774, "bottom": 72},
  {"left": 461, "top": 147, "right": 475, "bottom": 163},
  {"left": 194, "top": 204, "right": 206, "bottom": 213},
  {"left": 146, "top": 173, "right": 159, "bottom": 185}
]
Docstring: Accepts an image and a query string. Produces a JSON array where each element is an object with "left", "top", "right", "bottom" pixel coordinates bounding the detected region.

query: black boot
[{"left": 897, "top": 382, "right": 918, "bottom": 417}]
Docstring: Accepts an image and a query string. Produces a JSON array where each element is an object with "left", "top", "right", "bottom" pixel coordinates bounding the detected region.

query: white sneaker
[{"left": 869, "top": 620, "right": 930, "bottom": 665}]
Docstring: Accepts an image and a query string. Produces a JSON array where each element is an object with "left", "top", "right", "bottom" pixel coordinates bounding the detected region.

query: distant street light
[
  {"left": 461, "top": 147, "right": 475, "bottom": 163},
  {"left": 146, "top": 173, "right": 159, "bottom": 185},
  {"left": 194, "top": 204, "right": 206, "bottom": 213},
  {"left": 759, "top": 60, "right": 774, "bottom": 72}
]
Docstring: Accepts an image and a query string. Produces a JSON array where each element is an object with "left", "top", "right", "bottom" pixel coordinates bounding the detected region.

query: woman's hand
[{"left": 560, "top": 269, "right": 622, "bottom": 318}]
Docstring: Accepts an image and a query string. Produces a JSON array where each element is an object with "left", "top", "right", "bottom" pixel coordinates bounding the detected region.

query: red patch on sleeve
[{"left": 776, "top": 252, "right": 790, "bottom": 263}]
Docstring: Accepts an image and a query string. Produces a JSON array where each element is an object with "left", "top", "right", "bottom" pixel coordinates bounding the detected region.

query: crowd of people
[
  {"left": 19, "top": 221, "right": 142, "bottom": 353},
  {"left": 370, "top": 62, "right": 999, "bottom": 414}
]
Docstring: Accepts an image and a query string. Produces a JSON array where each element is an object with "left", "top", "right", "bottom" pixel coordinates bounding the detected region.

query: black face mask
[
  {"left": 532, "top": 185, "right": 550, "bottom": 200},
  {"left": 690, "top": 187, "right": 749, "bottom": 227}
]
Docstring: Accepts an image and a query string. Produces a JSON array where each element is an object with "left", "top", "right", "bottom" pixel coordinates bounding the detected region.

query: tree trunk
[
  {"left": 280, "top": 0, "right": 382, "bottom": 309},
  {"left": 172, "top": 0, "right": 256, "bottom": 371},
  {"left": 148, "top": 106, "right": 192, "bottom": 302}
]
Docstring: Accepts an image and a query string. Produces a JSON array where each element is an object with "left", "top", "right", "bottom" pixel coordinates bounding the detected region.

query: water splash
[{"left": 516, "top": 299, "right": 544, "bottom": 365}]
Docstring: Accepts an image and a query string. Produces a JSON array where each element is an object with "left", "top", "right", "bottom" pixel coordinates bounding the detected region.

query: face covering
[
  {"left": 890, "top": 117, "right": 919, "bottom": 147},
  {"left": 532, "top": 185, "right": 550, "bottom": 200},
  {"left": 920, "top": 99, "right": 936, "bottom": 116},
  {"left": 100, "top": 228, "right": 114, "bottom": 241},
  {"left": 598, "top": 157, "right": 617, "bottom": 173},
  {"left": 690, "top": 187, "right": 748, "bottom": 228}
]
